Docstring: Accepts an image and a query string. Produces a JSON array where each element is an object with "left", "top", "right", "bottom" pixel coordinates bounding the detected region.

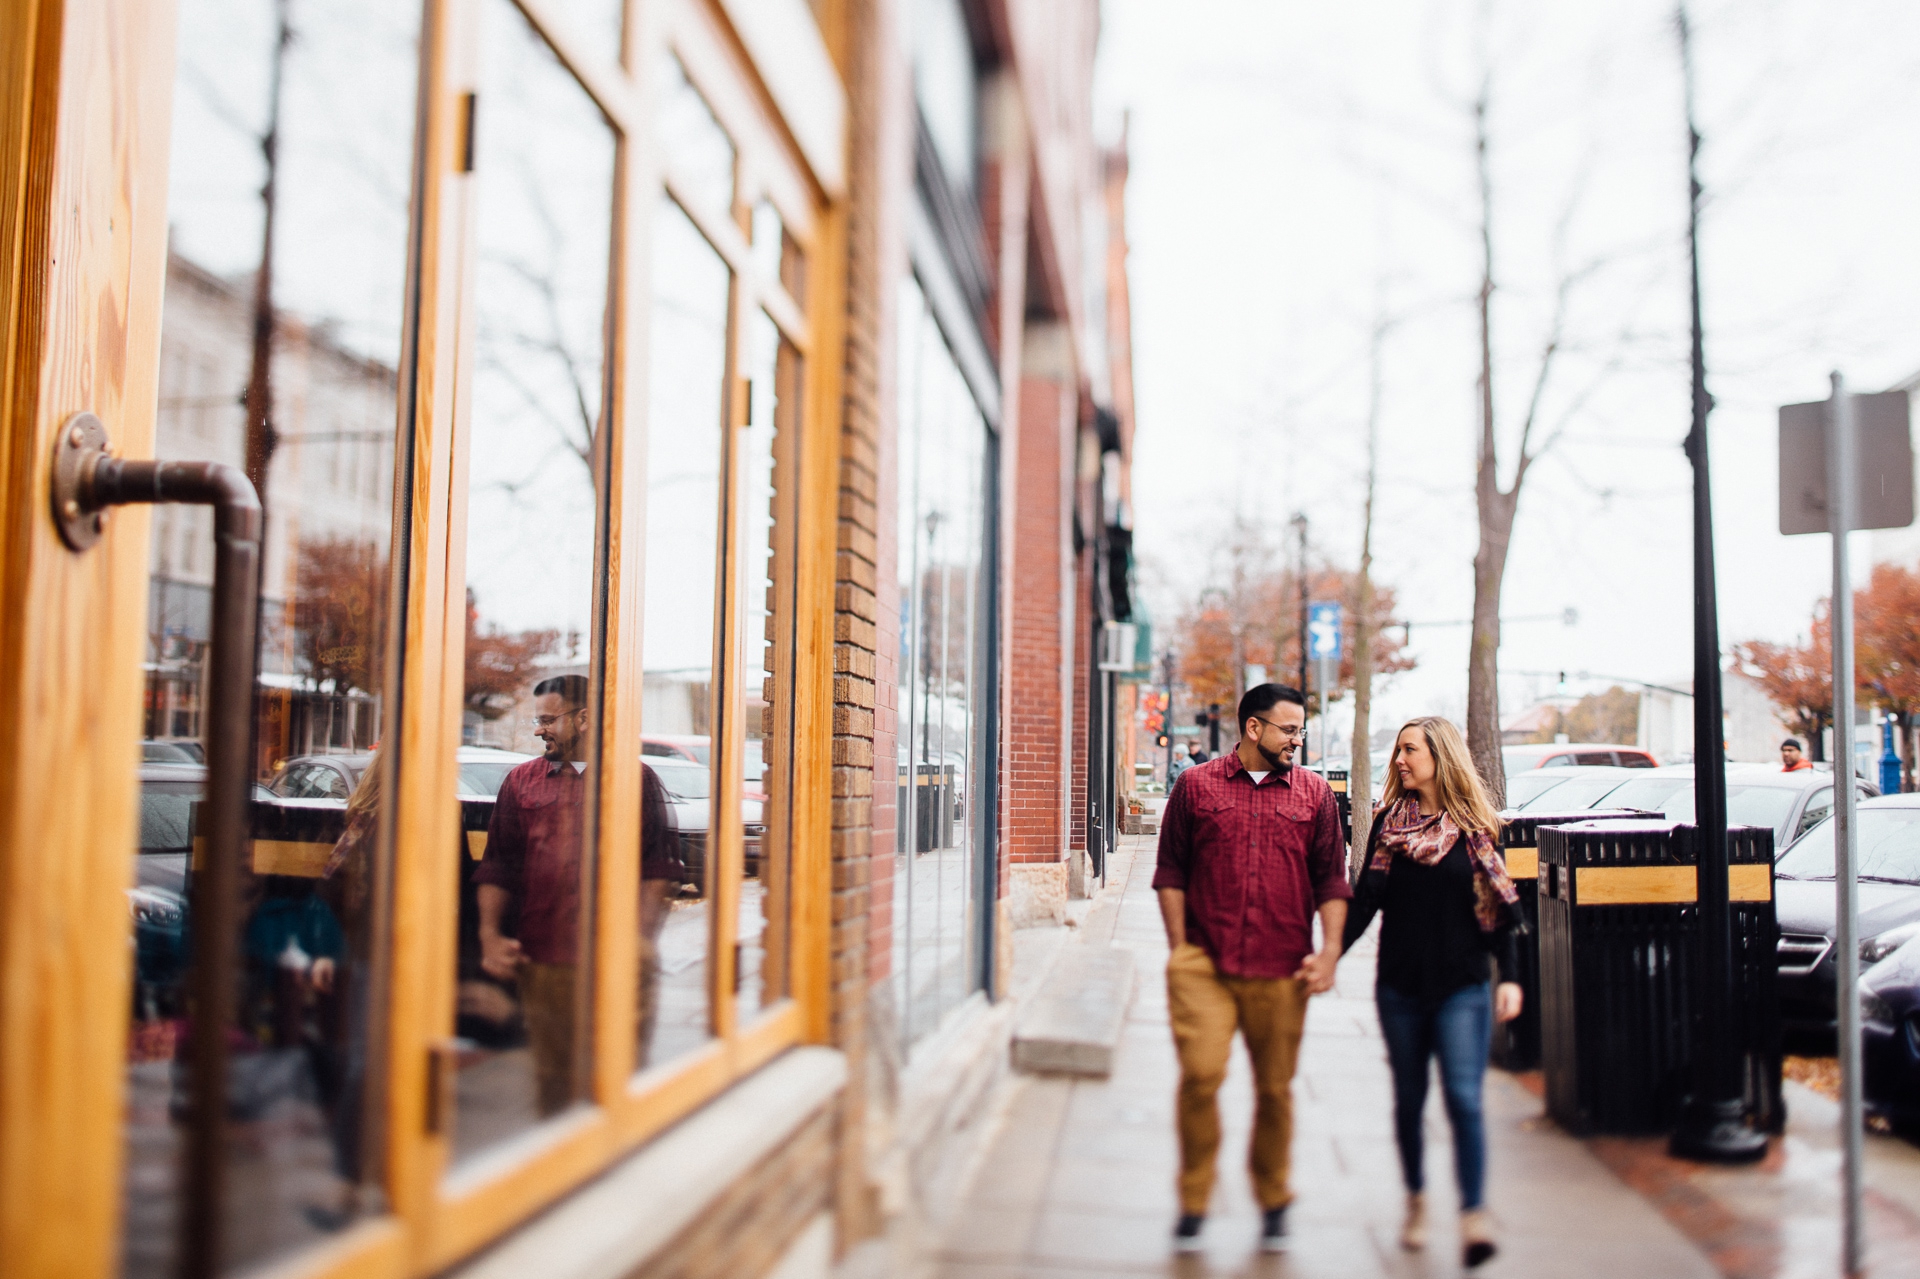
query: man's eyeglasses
[
  {"left": 1251, "top": 716, "right": 1306, "bottom": 741},
  {"left": 530, "top": 709, "right": 586, "bottom": 729}
]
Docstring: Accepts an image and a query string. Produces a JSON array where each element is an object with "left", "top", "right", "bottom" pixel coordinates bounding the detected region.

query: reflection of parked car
[
  {"left": 132, "top": 764, "right": 199, "bottom": 1011},
  {"left": 1775, "top": 795, "right": 1920, "bottom": 1039},
  {"left": 143, "top": 739, "right": 204, "bottom": 764},
  {"left": 1591, "top": 763, "right": 1874, "bottom": 854},
  {"left": 267, "top": 746, "right": 529, "bottom": 801},
  {"left": 1861, "top": 928, "right": 1920, "bottom": 1135},
  {"left": 644, "top": 756, "right": 765, "bottom": 892},
  {"left": 1502, "top": 743, "right": 1657, "bottom": 773},
  {"left": 643, "top": 735, "right": 710, "bottom": 765}
]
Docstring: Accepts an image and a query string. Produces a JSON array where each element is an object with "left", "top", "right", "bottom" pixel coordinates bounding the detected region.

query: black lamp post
[{"left": 1669, "top": 3, "right": 1766, "bottom": 1165}]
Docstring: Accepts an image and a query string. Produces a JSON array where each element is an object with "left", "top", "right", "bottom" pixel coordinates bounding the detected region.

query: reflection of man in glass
[
  {"left": 636, "top": 763, "right": 681, "bottom": 1069},
  {"left": 475, "top": 674, "right": 685, "bottom": 1110},
  {"left": 476, "top": 674, "right": 591, "bottom": 1115}
]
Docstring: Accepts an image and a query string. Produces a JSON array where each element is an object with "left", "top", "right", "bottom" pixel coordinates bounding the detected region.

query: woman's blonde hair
[{"left": 1379, "top": 716, "right": 1502, "bottom": 834}]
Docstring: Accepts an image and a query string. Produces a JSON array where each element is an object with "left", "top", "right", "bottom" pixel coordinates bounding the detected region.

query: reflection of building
[{"left": 148, "top": 252, "right": 395, "bottom": 771}]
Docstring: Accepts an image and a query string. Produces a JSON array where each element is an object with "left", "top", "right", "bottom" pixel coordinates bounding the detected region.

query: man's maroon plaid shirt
[{"left": 1151, "top": 752, "right": 1352, "bottom": 980}]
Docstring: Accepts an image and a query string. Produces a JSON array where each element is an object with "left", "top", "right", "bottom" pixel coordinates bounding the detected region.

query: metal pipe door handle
[{"left": 54, "top": 411, "right": 261, "bottom": 1279}]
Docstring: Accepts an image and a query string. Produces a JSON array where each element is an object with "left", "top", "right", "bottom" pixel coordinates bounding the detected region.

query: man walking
[{"left": 1153, "top": 683, "right": 1350, "bottom": 1255}]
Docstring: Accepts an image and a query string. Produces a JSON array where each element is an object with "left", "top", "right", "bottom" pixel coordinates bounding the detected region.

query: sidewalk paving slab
[{"left": 931, "top": 834, "right": 1723, "bottom": 1278}]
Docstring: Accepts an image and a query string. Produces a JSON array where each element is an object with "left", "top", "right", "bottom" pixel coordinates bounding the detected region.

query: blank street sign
[{"left": 1778, "top": 391, "right": 1914, "bottom": 535}]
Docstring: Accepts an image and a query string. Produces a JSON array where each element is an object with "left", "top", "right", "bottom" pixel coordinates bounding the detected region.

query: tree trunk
[
  {"left": 1349, "top": 312, "right": 1384, "bottom": 873},
  {"left": 1467, "top": 499, "right": 1513, "bottom": 804},
  {"left": 1464, "top": 79, "right": 1511, "bottom": 807}
]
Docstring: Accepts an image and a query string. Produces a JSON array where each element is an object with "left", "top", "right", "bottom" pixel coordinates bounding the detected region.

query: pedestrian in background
[
  {"left": 1781, "top": 738, "right": 1812, "bottom": 772},
  {"left": 1152, "top": 684, "right": 1350, "bottom": 1256},
  {"left": 1342, "top": 715, "right": 1522, "bottom": 1269}
]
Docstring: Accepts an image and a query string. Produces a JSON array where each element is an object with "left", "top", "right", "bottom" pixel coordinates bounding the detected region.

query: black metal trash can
[
  {"left": 912, "top": 764, "right": 956, "bottom": 853},
  {"left": 1326, "top": 768, "right": 1352, "bottom": 844},
  {"left": 1538, "top": 819, "right": 1782, "bottom": 1135},
  {"left": 1490, "top": 810, "right": 1640, "bottom": 1072}
]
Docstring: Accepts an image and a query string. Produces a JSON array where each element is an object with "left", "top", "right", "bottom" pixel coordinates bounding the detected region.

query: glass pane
[
  {"left": 637, "top": 197, "right": 726, "bottom": 1070},
  {"left": 126, "top": 0, "right": 419, "bottom": 1271},
  {"left": 750, "top": 201, "right": 783, "bottom": 286},
  {"left": 658, "top": 52, "right": 734, "bottom": 217},
  {"left": 452, "top": 0, "right": 614, "bottom": 1164},
  {"left": 892, "top": 275, "right": 987, "bottom": 1048},
  {"left": 738, "top": 310, "right": 800, "bottom": 1015}
]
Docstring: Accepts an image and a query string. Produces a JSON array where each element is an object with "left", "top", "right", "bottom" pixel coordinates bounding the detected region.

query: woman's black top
[{"left": 1341, "top": 817, "right": 1518, "bottom": 1007}]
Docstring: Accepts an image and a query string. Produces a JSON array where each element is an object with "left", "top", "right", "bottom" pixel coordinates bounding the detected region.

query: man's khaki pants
[
  {"left": 1166, "top": 942, "right": 1308, "bottom": 1215},
  {"left": 518, "top": 962, "right": 577, "bottom": 1117}
]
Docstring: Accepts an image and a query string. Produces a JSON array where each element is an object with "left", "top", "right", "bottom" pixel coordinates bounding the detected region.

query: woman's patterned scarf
[{"left": 1367, "top": 796, "right": 1519, "bottom": 933}]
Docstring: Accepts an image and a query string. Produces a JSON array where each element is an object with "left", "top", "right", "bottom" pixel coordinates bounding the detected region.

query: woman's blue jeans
[{"left": 1375, "top": 981, "right": 1491, "bottom": 1210}]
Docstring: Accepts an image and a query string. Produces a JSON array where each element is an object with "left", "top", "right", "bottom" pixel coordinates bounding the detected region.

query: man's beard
[{"left": 1258, "top": 741, "right": 1291, "bottom": 772}]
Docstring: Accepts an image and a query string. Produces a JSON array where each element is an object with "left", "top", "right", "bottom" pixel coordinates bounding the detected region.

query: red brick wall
[
  {"left": 1069, "top": 526, "right": 1090, "bottom": 855},
  {"left": 1007, "top": 371, "right": 1069, "bottom": 865}
]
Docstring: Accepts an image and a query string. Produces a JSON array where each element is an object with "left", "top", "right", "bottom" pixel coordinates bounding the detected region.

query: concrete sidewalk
[{"left": 932, "top": 833, "right": 1725, "bottom": 1278}]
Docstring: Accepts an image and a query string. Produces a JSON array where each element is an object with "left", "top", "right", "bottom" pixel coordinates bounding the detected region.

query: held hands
[
  {"left": 1493, "top": 981, "right": 1523, "bottom": 1024},
  {"left": 480, "top": 931, "right": 526, "bottom": 980},
  {"left": 1294, "top": 947, "right": 1340, "bottom": 995}
]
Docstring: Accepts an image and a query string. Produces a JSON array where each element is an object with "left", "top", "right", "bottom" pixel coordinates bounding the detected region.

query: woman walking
[{"left": 1341, "top": 716, "right": 1523, "bottom": 1268}]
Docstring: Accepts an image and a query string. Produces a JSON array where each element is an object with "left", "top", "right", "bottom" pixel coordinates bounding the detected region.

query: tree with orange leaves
[
  {"left": 1731, "top": 604, "right": 1831, "bottom": 762},
  {"left": 1175, "top": 564, "right": 1415, "bottom": 736},
  {"left": 1855, "top": 563, "right": 1920, "bottom": 791}
]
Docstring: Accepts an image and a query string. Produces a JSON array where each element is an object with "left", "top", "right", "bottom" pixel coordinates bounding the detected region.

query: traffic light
[{"left": 1156, "top": 733, "right": 1169, "bottom": 748}]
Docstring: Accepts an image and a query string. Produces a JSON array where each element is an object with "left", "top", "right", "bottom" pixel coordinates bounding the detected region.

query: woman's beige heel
[
  {"left": 1461, "top": 1207, "right": 1497, "bottom": 1268},
  {"left": 1399, "top": 1192, "right": 1426, "bottom": 1251}
]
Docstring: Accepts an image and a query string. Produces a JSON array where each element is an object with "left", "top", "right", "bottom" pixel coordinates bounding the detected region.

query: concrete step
[{"left": 1010, "top": 944, "right": 1135, "bottom": 1077}]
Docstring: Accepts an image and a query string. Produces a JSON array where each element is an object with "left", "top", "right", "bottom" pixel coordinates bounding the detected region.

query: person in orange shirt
[{"left": 1781, "top": 738, "right": 1813, "bottom": 772}]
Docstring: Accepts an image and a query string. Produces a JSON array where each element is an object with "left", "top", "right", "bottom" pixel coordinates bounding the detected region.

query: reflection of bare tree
[
  {"left": 477, "top": 151, "right": 603, "bottom": 481},
  {"left": 293, "top": 537, "right": 386, "bottom": 694},
  {"left": 241, "top": 0, "right": 293, "bottom": 504},
  {"left": 463, "top": 588, "right": 560, "bottom": 724}
]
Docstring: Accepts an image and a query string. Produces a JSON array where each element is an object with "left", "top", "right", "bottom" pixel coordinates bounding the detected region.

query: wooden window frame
[{"left": 0, "top": 0, "right": 843, "bottom": 1274}]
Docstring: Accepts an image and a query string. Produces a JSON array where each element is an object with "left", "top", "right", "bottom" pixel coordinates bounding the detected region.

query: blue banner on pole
[{"left": 1307, "top": 602, "right": 1343, "bottom": 661}]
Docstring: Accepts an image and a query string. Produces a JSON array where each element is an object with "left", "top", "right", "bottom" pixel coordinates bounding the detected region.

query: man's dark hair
[
  {"left": 534, "top": 673, "right": 590, "bottom": 708},
  {"left": 1782, "top": 737, "right": 1802, "bottom": 750},
  {"left": 1238, "top": 683, "right": 1305, "bottom": 730}
]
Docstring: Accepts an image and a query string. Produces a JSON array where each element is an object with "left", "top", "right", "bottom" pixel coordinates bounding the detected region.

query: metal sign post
[
  {"left": 1777, "top": 375, "right": 1913, "bottom": 1276},
  {"left": 1830, "top": 376, "right": 1864, "bottom": 1276},
  {"left": 1308, "top": 602, "right": 1342, "bottom": 768}
]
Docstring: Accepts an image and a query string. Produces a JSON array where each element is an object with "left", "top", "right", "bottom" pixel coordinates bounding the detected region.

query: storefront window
[
  {"left": 738, "top": 307, "right": 801, "bottom": 1015},
  {"left": 638, "top": 195, "right": 726, "bottom": 1070},
  {"left": 448, "top": 0, "right": 615, "bottom": 1164},
  {"left": 123, "top": 0, "right": 418, "bottom": 1270},
  {"left": 892, "top": 275, "right": 989, "bottom": 1047}
]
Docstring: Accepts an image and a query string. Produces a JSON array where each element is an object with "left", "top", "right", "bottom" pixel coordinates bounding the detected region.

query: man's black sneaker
[
  {"left": 1172, "top": 1213, "right": 1206, "bottom": 1254},
  {"left": 1260, "top": 1205, "right": 1290, "bottom": 1253}
]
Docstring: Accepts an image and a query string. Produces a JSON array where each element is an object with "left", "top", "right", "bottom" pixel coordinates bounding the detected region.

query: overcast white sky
[{"left": 1095, "top": 0, "right": 1920, "bottom": 741}]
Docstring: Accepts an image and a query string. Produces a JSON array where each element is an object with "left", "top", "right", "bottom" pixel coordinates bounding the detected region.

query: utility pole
[
  {"left": 1291, "top": 512, "right": 1309, "bottom": 759},
  {"left": 1668, "top": 2, "right": 1766, "bottom": 1170},
  {"left": 1161, "top": 649, "right": 1175, "bottom": 782}
]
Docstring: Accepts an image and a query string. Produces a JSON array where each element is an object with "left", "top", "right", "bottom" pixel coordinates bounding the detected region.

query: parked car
[
  {"left": 1502, "top": 742, "right": 1658, "bottom": 774},
  {"left": 142, "top": 739, "right": 203, "bottom": 764},
  {"left": 1505, "top": 766, "right": 1636, "bottom": 814},
  {"left": 1774, "top": 794, "right": 1920, "bottom": 1038},
  {"left": 1577, "top": 763, "right": 1873, "bottom": 854},
  {"left": 1861, "top": 928, "right": 1920, "bottom": 1135}
]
